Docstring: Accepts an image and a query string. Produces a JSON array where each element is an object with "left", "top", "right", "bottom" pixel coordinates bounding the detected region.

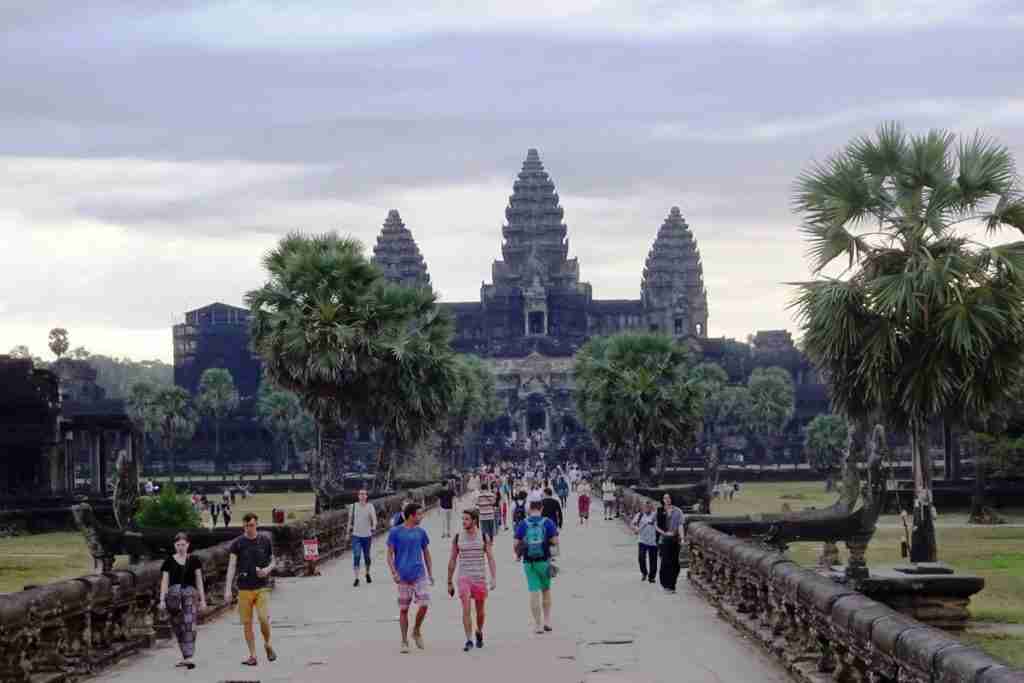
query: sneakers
[
  {"left": 365, "top": 574, "right": 372, "bottom": 584},
  {"left": 534, "top": 625, "right": 545, "bottom": 634},
  {"left": 464, "top": 640, "right": 474, "bottom": 652},
  {"left": 353, "top": 578, "right": 360, "bottom": 587},
  {"left": 475, "top": 632, "right": 484, "bottom": 648},
  {"left": 400, "top": 641, "right": 410, "bottom": 654},
  {"left": 640, "top": 574, "right": 647, "bottom": 581},
  {"left": 543, "top": 625, "right": 553, "bottom": 632},
  {"left": 413, "top": 631, "right": 425, "bottom": 649}
]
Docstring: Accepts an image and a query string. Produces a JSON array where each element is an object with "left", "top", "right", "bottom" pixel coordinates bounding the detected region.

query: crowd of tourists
[{"left": 156, "top": 458, "right": 687, "bottom": 669}]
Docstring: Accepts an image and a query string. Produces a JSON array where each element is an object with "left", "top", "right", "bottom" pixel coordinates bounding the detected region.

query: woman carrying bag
[{"left": 159, "top": 532, "right": 208, "bottom": 669}]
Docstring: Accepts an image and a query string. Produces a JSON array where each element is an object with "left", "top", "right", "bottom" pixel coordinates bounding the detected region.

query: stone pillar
[{"left": 90, "top": 430, "right": 101, "bottom": 494}]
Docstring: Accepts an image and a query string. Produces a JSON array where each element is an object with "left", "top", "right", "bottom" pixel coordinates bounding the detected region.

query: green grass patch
[{"left": 960, "top": 633, "right": 1024, "bottom": 667}]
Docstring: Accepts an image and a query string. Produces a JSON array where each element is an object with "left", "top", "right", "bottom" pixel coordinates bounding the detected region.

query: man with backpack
[{"left": 514, "top": 500, "right": 559, "bottom": 634}]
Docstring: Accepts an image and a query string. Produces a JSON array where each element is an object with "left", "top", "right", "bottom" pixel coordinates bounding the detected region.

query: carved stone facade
[
  {"left": 438, "top": 149, "right": 711, "bottom": 445},
  {"left": 371, "top": 209, "right": 431, "bottom": 288}
]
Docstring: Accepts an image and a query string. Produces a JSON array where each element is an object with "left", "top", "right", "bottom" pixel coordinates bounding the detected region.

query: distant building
[{"left": 172, "top": 302, "right": 261, "bottom": 398}]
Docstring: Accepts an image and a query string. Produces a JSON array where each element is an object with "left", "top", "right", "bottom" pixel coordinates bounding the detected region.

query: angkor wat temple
[
  {"left": 366, "top": 149, "right": 825, "bottom": 457},
  {"left": 173, "top": 149, "right": 827, "bottom": 464}
]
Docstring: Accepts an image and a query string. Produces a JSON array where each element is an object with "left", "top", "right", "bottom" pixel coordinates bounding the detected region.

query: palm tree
[
  {"left": 805, "top": 414, "right": 848, "bottom": 491},
  {"left": 791, "top": 122, "right": 1024, "bottom": 561},
  {"left": 127, "top": 381, "right": 163, "bottom": 471},
  {"left": 744, "top": 367, "right": 795, "bottom": 465},
  {"left": 48, "top": 328, "right": 70, "bottom": 360},
  {"left": 197, "top": 367, "right": 240, "bottom": 461},
  {"left": 257, "top": 383, "right": 306, "bottom": 472},
  {"left": 575, "top": 333, "right": 703, "bottom": 483},
  {"left": 153, "top": 386, "right": 195, "bottom": 483},
  {"left": 246, "top": 232, "right": 457, "bottom": 506},
  {"left": 439, "top": 355, "right": 500, "bottom": 470},
  {"left": 364, "top": 283, "right": 458, "bottom": 491}
]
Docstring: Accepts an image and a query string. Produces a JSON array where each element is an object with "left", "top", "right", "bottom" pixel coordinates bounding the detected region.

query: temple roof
[
  {"left": 641, "top": 206, "right": 709, "bottom": 334},
  {"left": 492, "top": 149, "right": 579, "bottom": 290},
  {"left": 371, "top": 209, "right": 431, "bottom": 289}
]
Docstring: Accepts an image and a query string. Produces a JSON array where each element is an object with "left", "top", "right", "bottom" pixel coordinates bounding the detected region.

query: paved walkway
[{"left": 94, "top": 495, "right": 790, "bottom": 683}]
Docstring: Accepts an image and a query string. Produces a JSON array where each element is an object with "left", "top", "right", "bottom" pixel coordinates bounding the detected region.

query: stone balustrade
[
  {"left": 0, "top": 483, "right": 442, "bottom": 682},
  {"left": 687, "top": 522, "right": 1024, "bottom": 683},
  {"left": 619, "top": 487, "right": 1024, "bottom": 682}
]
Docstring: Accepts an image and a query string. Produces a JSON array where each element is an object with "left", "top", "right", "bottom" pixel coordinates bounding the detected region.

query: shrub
[{"left": 135, "top": 484, "right": 201, "bottom": 529}]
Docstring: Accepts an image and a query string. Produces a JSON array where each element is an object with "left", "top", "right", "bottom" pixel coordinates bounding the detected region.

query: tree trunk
[
  {"left": 909, "top": 420, "right": 937, "bottom": 562},
  {"left": 215, "top": 418, "right": 221, "bottom": 459},
  {"left": 313, "top": 421, "right": 349, "bottom": 510}
]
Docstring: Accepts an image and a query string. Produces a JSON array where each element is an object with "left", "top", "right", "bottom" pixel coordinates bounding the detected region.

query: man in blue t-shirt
[
  {"left": 514, "top": 500, "right": 559, "bottom": 634},
  {"left": 387, "top": 502, "right": 434, "bottom": 654}
]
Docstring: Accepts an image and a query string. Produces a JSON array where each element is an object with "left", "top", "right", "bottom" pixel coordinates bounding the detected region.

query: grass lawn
[
  {"left": 714, "top": 481, "right": 1024, "bottom": 666},
  {"left": 0, "top": 491, "right": 316, "bottom": 594}
]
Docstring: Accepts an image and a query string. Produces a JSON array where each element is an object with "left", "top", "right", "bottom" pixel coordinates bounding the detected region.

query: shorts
[
  {"left": 480, "top": 518, "right": 496, "bottom": 540},
  {"left": 523, "top": 560, "right": 551, "bottom": 593},
  {"left": 237, "top": 589, "right": 270, "bottom": 624},
  {"left": 457, "top": 575, "right": 488, "bottom": 602},
  {"left": 397, "top": 576, "right": 431, "bottom": 610}
]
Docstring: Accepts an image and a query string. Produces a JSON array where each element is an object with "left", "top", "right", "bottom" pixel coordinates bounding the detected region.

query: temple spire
[
  {"left": 371, "top": 209, "right": 431, "bottom": 288},
  {"left": 642, "top": 207, "right": 709, "bottom": 337}
]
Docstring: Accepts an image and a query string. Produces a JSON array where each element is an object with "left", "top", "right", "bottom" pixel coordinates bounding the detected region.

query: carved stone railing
[
  {"left": 0, "top": 542, "right": 234, "bottom": 683},
  {"left": 687, "top": 522, "right": 1024, "bottom": 683},
  {"left": 0, "top": 483, "right": 442, "bottom": 681},
  {"left": 273, "top": 483, "right": 442, "bottom": 575}
]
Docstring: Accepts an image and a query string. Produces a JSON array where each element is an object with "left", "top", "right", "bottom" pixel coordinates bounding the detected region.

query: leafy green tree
[
  {"left": 127, "top": 381, "right": 164, "bottom": 470},
  {"left": 804, "top": 414, "right": 848, "bottom": 491},
  {"left": 575, "top": 333, "right": 703, "bottom": 482},
  {"left": 70, "top": 346, "right": 90, "bottom": 360},
  {"left": 744, "top": 366, "right": 795, "bottom": 463},
  {"left": 439, "top": 355, "right": 501, "bottom": 469},
  {"left": 154, "top": 386, "right": 196, "bottom": 483},
  {"left": 246, "top": 232, "right": 457, "bottom": 506},
  {"left": 135, "top": 484, "right": 201, "bottom": 529},
  {"left": 257, "top": 382, "right": 314, "bottom": 472},
  {"left": 48, "top": 328, "right": 69, "bottom": 359},
  {"left": 792, "top": 122, "right": 1024, "bottom": 561},
  {"left": 198, "top": 367, "right": 240, "bottom": 460},
  {"left": 8, "top": 345, "right": 32, "bottom": 358}
]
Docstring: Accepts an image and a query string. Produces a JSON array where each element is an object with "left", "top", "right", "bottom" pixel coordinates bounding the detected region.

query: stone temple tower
[
  {"left": 641, "top": 207, "right": 709, "bottom": 338},
  {"left": 371, "top": 209, "right": 431, "bottom": 288}
]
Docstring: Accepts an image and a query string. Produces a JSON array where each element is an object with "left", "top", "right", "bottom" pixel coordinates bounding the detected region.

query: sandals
[{"left": 241, "top": 656, "right": 258, "bottom": 666}]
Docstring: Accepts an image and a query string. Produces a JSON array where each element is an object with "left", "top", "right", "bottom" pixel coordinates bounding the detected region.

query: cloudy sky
[{"left": 2, "top": 1, "right": 1023, "bottom": 362}]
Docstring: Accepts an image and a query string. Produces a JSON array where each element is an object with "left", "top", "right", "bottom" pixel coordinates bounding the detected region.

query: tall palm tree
[
  {"left": 246, "top": 232, "right": 457, "bottom": 506},
  {"left": 197, "top": 367, "right": 239, "bottom": 461},
  {"left": 154, "top": 386, "right": 195, "bottom": 484},
  {"left": 745, "top": 367, "right": 795, "bottom": 464},
  {"left": 257, "top": 383, "right": 306, "bottom": 472},
  {"left": 575, "top": 333, "right": 703, "bottom": 482},
  {"left": 791, "top": 122, "right": 1024, "bottom": 561}
]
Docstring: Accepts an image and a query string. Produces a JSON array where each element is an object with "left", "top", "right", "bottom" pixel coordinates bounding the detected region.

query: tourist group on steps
[{"left": 155, "top": 460, "right": 687, "bottom": 669}]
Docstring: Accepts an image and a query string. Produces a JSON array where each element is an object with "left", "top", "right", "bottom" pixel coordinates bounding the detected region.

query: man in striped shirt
[
  {"left": 447, "top": 508, "right": 497, "bottom": 651},
  {"left": 475, "top": 482, "right": 497, "bottom": 542}
]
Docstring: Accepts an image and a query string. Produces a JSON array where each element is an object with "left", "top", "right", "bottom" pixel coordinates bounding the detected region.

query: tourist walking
[
  {"left": 656, "top": 494, "right": 684, "bottom": 594},
  {"left": 159, "top": 532, "right": 207, "bottom": 670},
  {"left": 387, "top": 502, "right": 435, "bottom": 653},
  {"left": 577, "top": 479, "right": 591, "bottom": 525},
  {"left": 541, "top": 487, "right": 564, "bottom": 529},
  {"left": 476, "top": 483, "right": 497, "bottom": 542},
  {"left": 224, "top": 513, "right": 277, "bottom": 666},
  {"left": 391, "top": 496, "right": 414, "bottom": 528},
  {"left": 447, "top": 509, "right": 497, "bottom": 652},
  {"left": 349, "top": 488, "right": 378, "bottom": 587},
  {"left": 554, "top": 475, "right": 569, "bottom": 510},
  {"left": 631, "top": 500, "right": 659, "bottom": 583},
  {"left": 222, "top": 502, "right": 232, "bottom": 528},
  {"left": 439, "top": 481, "right": 455, "bottom": 539},
  {"left": 209, "top": 501, "right": 221, "bottom": 528},
  {"left": 514, "top": 500, "right": 559, "bottom": 634},
  {"left": 602, "top": 478, "right": 617, "bottom": 520}
]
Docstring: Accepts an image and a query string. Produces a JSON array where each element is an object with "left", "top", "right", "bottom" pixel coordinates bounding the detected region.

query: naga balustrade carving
[
  {"left": 687, "top": 523, "right": 1024, "bottom": 683},
  {"left": 2, "top": 483, "right": 443, "bottom": 682}
]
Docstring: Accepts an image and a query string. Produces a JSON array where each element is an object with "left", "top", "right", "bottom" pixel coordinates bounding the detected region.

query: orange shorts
[{"left": 237, "top": 589, "right": 270, "bottom": 624}]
